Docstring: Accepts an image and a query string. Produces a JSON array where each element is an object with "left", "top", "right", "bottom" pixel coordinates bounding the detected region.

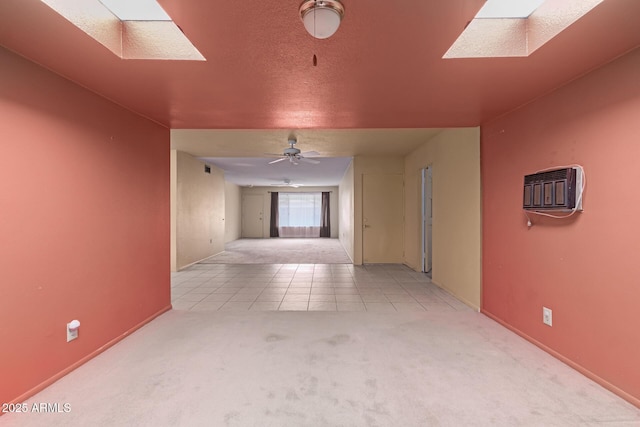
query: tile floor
[{"left": 171, "top": 263, "right": 471, "bottom": 312}]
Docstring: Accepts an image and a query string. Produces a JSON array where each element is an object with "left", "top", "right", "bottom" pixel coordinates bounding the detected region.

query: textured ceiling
[
  {"left": 2, "top": 0, "right": 638, "bottom": 186},
  {"left": 203, "top": 157, "right": 353, "bottom": 187},
  {"left": 170, "top": 129, "right": 443, "bottom": 157},
  {"left": 1, "top": 0, "right": 639, "bottom": 130},
  {"left": 174, "top": 128, "right": 442, "bottom": 186}
]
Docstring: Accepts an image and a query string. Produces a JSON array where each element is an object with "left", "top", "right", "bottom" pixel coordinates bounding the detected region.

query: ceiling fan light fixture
[{"left": 299, "top": 0, "right": 345, "bottom": 39}]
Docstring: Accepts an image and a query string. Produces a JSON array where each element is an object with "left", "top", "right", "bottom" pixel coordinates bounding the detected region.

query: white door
[
  {"left": 362, "top": 173, "right": 404, "bottom": 263},
  {"left": 242, "top": 194, "right": 264, "bottom": 238}
]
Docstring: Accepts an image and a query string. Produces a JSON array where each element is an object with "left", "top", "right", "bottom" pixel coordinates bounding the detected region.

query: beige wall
[
  {"left": 338, "top": 160, "right": 355, "bottom": 262},
  {"left": 353, "top": 156, "right": 405, "bottom": 265},
  {"left": 224, "top": 181, "right": 242, "bottom": 243},
  {"left": 404, "top": 128, "right": 481, "bottom": 309},
  {"left": 242, "top": 186, "right": 339, "bottom": 238},
  {"left": 171, "top": 150, "right": 225, "bottom": 271}
]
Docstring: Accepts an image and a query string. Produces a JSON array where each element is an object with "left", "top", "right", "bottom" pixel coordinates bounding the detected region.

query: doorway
[
  {"left": 421, "top": 167, "right": 432, "bottom": 274},
  {"left": 242, "top": 194, "right": 264, "bottom": 238}
]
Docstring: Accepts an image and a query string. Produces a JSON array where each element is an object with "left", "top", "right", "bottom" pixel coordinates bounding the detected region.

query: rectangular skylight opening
[
  {"left": 444, "top": 0, "right": 603, "bottom": 58},
  {"left": 475, "top": 0, "right": 545, "bottom": 19},
  {"left": 41, "top": 0, "right": 205, "bottom": 60},
  {"left": 98, "top": 0, "right": 171, "bottom": 21}
]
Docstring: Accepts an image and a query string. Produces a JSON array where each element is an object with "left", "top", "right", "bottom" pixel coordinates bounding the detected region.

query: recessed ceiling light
[
  {"left": 98, "top": 0, "right": 171, "bottom": 21},
  {"left": 475, "top": 0, "right": 545, "bottom": 19}
]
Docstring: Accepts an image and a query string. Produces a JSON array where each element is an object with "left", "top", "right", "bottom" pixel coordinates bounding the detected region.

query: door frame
[{"left": 421, "top": 166, "right": 433, "bottom": 273}]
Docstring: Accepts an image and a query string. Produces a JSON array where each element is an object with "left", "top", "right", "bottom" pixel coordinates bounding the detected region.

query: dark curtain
[
  {"left": 270, "top": 192, "right": 279, "bottom": 237},
  {"left": 320, "top": 191, "right": 331, "bottom": 238}
]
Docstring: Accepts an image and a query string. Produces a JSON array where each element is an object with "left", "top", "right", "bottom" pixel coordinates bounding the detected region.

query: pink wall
[
  {"left": 481, "top": 48, "right": 640, "bottom": 405},
  {"left": 0, "top": 48, "right": 171, "bottom": 405}
]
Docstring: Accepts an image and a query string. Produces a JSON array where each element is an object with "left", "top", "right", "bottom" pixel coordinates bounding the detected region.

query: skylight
[
  {"left": 475, "top": 0, "right": 545, "bottom": 19},
  {"left": 443, "top": 0, "right": 604, "bottom": 58},
  {"left": 98, "top": 0, "right": 171, "bottom": 21},
  {"left": 40, "top": 0, "right": 205, "bottom": 60}
]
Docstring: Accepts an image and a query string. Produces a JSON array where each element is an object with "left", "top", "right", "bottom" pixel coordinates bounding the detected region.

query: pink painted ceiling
[{"left": 0, "top": 0, "right": 638, "bottom": 129}]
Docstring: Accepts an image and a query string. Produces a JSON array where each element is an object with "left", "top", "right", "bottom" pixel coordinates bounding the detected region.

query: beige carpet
[
  {"left": 202, "top": 238, "right": 352, "bottom": 264},
  {"left": 3, "top": 310, "right": 639, "bottom": 426}
]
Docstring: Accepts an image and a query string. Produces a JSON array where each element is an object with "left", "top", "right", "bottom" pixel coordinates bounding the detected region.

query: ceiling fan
[
  {"left": 270, "top": 178, "right": 301, "bottom": 188},
  {"left": 266, "top": 138, "right": 320, "bottom": 165}
]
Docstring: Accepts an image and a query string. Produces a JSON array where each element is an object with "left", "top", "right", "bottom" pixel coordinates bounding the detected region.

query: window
[
  {"left": 279, "top": 193, "right": 321, "bottom": 226},
  {"left": 278, "top": 193, "right": 322, "bottom": 237}
]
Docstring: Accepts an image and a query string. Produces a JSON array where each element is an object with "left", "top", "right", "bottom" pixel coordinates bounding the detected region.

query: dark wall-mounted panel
[{"left": 523, "top": 167, "right": 583, "bottom": 211}]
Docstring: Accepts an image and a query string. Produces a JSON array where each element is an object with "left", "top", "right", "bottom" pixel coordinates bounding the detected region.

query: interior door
[
  {"left": 242, "top": 194, "right": 264, "bottom": 238},
  {"left": 362, "top": 173, "right": 404, "bottom": 263}
]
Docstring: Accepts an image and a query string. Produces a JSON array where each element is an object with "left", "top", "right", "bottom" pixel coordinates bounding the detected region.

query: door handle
[{"left": 363, "top": 224, "right": 371, "bottom": 228}]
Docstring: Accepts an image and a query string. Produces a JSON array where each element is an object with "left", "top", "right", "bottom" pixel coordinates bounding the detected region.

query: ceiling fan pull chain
[{"left": 313, "top": 1, "right": 318, "bottom": 66}]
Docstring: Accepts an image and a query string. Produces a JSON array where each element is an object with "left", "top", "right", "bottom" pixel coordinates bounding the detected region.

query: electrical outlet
[
  {"left": 67, "top": 320, "right": 80, "bottom": 342},
  {"left": 542, "top": 307, "right": 553, "bottom": 327}
]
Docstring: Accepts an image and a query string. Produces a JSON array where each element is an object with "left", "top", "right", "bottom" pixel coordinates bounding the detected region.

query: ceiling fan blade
[
  {"left": 299, "top": 157, "right": 320, "bottom": 165},
  {"left": 264, "top": 152, "right": 284, "bottom": 157},
  {"left": 300, "top": 151, "right": 320, "bottom": 157},
  {"left": 268, "top": 158, "right": 287, "bottom": 164}
]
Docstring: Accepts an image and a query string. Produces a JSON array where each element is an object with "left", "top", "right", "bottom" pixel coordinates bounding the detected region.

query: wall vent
[{"left": 523, "top": 167, "right": 583, "bottom": 211}]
